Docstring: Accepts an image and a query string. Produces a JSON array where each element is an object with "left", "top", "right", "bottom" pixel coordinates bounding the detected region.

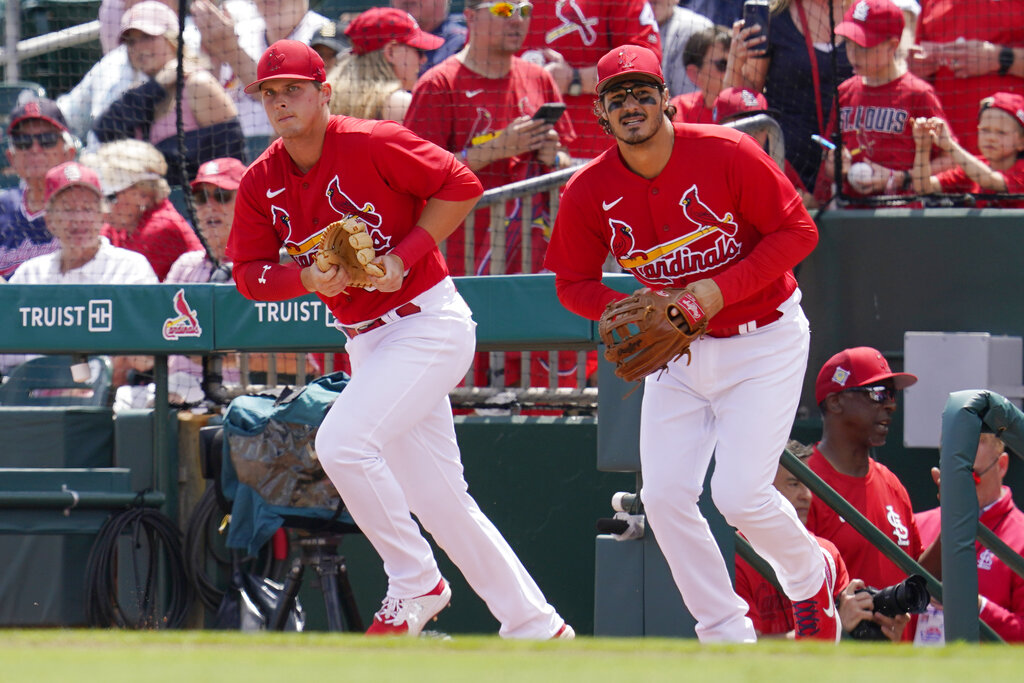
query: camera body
[
  {"left": 743, "top": 0, "right": 772, "bottom": 56},
  {"left": 848, "top": 574, "right": 930, "bottom": 640}
]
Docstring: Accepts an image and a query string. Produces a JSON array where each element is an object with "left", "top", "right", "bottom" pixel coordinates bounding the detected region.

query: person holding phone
[
  {"left": 404, "top": 0, "right": 575, "bottom": 277},
  {"left": 405, "top": 1, "right": 581, "bottom": 389}
]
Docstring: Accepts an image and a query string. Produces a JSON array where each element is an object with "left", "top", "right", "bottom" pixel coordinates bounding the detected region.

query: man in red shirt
[
  {"left": 807, "top": 346, "right": 923, "bottom": 637},
  {"left": 519, "top": 0, "right": 661, "bottom": 159},
  {"left": 545, "top": 44, "right": 836, "bottom": 643},
  {"left": 227, "top": 39, "right": 572, "bottom": 639},
  {"left": 914, "top": 433, "right": 1024, "bottom": 643}
]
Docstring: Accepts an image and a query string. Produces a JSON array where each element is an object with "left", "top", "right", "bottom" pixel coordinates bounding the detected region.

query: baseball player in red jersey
[
  {"left": 227, "top": 40, "right": 572, "bottom": 639},
  {"left": 544, "top": 45, "right": 837, "bottom": 642},
  {"left": 518, "top": 0, "right": 661, "bottom": 159},
  {"left": 806, "top": 348, "right": 924, "bottom": 594}
]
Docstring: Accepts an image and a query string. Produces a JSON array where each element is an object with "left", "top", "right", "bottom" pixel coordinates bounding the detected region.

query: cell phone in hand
[
  {"left": 743, "top": 0, "right": 772, "bottom": 57},
  {"left": 532, "top": 102, "right": 567, "bottom": 125}
]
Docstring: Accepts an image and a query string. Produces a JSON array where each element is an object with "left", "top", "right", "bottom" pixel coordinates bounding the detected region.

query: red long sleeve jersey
[
  {"left": 544, "top": 123, "right": 818, "bottom": 330},
  {"left": 227, "top": 117, "right": 482, "bottom": 324},
  {"left": 916, "top": 488, "right": 1024, "bottom": 642}
]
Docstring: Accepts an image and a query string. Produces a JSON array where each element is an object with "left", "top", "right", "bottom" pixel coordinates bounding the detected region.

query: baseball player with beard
[
  {"left": 227, "top": 39, "right": 572, "bottom": 639},
  {"left": 544, "top": 44, "right": 835, "bottom": 642}
]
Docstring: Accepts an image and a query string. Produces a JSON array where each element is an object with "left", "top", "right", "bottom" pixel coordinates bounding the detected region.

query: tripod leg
[
  {"left": 318, "top": 568, "right": 346, "bottom": 632},
  {"left": 269, "top": 560, "right": 304, "bottom": 631},
  {"left": 335, "top": 557, "right": 364, "bottom": 632}
]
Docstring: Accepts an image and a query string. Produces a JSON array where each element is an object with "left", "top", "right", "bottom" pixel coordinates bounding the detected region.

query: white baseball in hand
[{"left": 847, "top": 162, "right": 875, "bottom": 193}]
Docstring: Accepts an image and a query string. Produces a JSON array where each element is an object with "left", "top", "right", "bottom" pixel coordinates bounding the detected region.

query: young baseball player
[
  {"left": 227, "top": 40, "right": 572, "bottom": 639},
  {"left": 544, "top": 44, "right": 837, "bottom": 643},
  {"left": 911, "top": 92, "right": 1024, "bottom": 207}
]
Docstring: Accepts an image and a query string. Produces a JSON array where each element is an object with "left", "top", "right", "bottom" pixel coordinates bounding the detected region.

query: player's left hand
[
  {"left": 684, "top": 279, "right": 723, "bottom": 319},
  {"left": 367, "top": 253, "right": 404, "bottom": 293}
]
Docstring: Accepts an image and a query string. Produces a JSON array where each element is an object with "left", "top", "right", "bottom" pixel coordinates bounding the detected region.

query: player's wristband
[{"left": 391, "top": 225, "right": 436, "bottom": 270}]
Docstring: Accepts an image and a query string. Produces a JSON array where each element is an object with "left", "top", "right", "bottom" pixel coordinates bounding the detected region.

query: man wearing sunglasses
[
  {"left": 0, "top": 98, "right": 77, "bottom": 280},
  {"left": 546, "top": 45, "right": 830, "bottom": 642},
  {"left": 671, "top": 25, "right": 731, "bottom": 124},
  {"left": 913, "top": 433, "right": 1024, "bottom": 643},
  {"left": 807, "top": 346, "right": 923, "bottom": 639}
]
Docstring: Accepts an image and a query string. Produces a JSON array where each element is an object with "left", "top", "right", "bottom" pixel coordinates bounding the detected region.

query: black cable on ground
[
  {"left": 184, "top": 486, "right": 228, "bottom": 612},
  {"left": 84, "top": 503, "right": 193, "bottom": 629}
]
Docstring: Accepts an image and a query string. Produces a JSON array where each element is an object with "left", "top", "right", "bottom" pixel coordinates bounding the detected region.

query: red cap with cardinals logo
[
  {"left": 245, "top": 40, "right": 327, "bottom": 94},
  {"left": 596, "top": 45, "right": 665, "bottom": 94},
  {"left": 815, "top": 346, "right": 917, "bottom": 404}
]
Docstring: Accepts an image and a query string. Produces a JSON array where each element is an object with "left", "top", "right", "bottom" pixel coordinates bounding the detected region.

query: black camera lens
[{"left": 848, "top": 575, "right": 930, "bottom": 641}]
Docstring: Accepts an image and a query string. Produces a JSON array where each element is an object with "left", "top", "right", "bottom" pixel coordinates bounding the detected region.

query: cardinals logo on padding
[{"left": 163, "top": 289, "right": 202, "bottom": 340}]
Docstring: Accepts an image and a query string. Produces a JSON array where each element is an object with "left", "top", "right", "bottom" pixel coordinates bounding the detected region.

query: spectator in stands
[
  {"left": 735, "top": 440, "right": 907, "bottom": 640},
  {"left": 807, "top": 347, "right": 923, "bottom": 607},
  {"left": 404, "top": 0, "right": 574, "bottom": 276},
  {"left": 190, "top": 0, "right": 331, "bottom": 137},
  {"left": 91, "top": 138, "right": 202, "bottom": 281},
  {"left": 728, "top": 0, "right": 853, "bottom": 192},
  {"left": 0, "top": 99, "right": 77, "bottom": 279},
  {"left": 913, "top": 433, "right": 1024, "bottom": 644},
  {"left": 671, "top": 25, "right": 731, "bottom": 124},
  {"left": 911, "top": 0, "right": 1024, "bottom": 157},
  {"left": 166, "top": 157, "right": 244, "bottom": 283},
  {"left": 327, "top": 8, "right": 444, "bottom": 122},
  {"left": 712, "top": 86, "right": 816, "bottom": 207},
  {"left": 310, "top": 21, "right": 351, "bottom": 74},
  {"left": 518, "top": 0, "right": 662, "bottom": 159},
  {"left": 391, "top": 0, "right": 468, "bottom": 74},
  {"left": 8, "top": 161, "right": 156, "bottom": 284},
  {"left": 912, "top": 92, "right": 1024, "bottom": 206},
  {"left": 651, "top": 0, "right": 713, "bottom": 99},
  {"left": 92, "top": 1, "right": 245, "bottom": 186},
  {"left": 816, "top": 0, "right": 950, "bottom": 201}
]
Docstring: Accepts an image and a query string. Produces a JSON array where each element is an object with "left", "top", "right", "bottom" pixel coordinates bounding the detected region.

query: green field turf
[{"left": 2, "top": 631, "right": 1023, "bottom": 683}]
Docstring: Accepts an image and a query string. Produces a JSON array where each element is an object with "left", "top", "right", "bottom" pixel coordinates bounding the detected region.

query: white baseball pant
[
  {"left": 638, "top": 289, "right": 825, "bottom": 642},
  {"left": 314, "top": 277, "right": 562, "bottom": 638}
]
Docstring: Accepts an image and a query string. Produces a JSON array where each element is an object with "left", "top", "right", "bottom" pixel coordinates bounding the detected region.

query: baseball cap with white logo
[
  {"left": 245, "top": 40, "right": 327, "bottom": 94},
  {"left": 815, "top": 346, "right": 917, "bottom": 404},
  {"left": 835, "top": 0, "right": 904, "bottom": 48},
  {"left": 44, "top": 161, "right": 103, "bottom": 206},
  {"left": 979, "top": 92, "right": 1024, "bottom": 132},
  {"left": 190, "top": 157, "right": 247, "bottom": 191},
  {"left": 596, "top": 45, "right": 665, "bottom": 94}
]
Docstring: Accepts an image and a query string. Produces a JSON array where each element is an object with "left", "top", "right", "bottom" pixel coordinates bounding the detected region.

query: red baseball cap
[
  {"left": 245, "top": 40, "right": 327, "bottom": 94},
  {"left": 190, "top": 157, "right": 247, "bottom": 191},
  {"left": 980, "top": 92, "right": 1024, "bottom": 131},
  {"left": 44, "top": 162, "right": 103, "bottom": 206},
  {"left": 815, "top": 346, "right": 918, "bottom": 404},
  {"left": 7, "top": 97, "right": 69, "bottom": 135},
  {"left": 713, "top": 87, "right": 771, "bottom": 124},
  {"left": 596, "top": 45, "right": 665, "bottom": 94},
  {"left": 344, "top": 8, "right": 444, "bottom": 56},
  {"left": 835, "top": 0, "right": 904, "bottom": 48}
]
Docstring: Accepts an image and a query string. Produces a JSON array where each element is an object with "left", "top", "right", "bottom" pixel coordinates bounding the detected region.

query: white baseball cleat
[{"left": 366, "top": 579, "right": 452, "bottom": 637}]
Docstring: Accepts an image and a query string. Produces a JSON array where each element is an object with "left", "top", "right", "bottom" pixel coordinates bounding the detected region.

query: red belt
[
  {"left": 341, "top": 302, "right": 421, "bottom": 338},
  {"left": 706, "top": 309, "right": 783, "bottom": 339}
]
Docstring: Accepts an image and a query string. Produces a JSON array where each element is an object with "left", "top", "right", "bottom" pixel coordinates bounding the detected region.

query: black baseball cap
[{"left": 8, "top": 97, "right": 69, "bottom": 135}]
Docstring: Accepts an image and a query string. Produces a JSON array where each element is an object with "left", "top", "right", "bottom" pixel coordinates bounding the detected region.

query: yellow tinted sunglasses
[{"left": 475, "top": 1, "right": 533, "bottom": 18}]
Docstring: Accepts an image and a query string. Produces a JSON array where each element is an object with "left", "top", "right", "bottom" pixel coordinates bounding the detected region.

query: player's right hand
[{"left": 301, "top": 263, "right": 351, "bottom": 297}]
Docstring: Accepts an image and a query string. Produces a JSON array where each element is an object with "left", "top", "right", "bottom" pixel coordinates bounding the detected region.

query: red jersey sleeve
[
  {"left": 545, "top": 174, "right": 628, "bottom": 320},
  {"left": 1002, "top": 158, "right": 1024, "bottom": 193},
  {"left": 713, "top": 134, "right": 818, "bottom": 305}
]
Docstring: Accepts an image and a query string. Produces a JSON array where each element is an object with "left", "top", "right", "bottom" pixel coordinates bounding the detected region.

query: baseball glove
[
  {"left": 314, "top": 217, "right": 386, "bottom": 287},
  {"left": 599, "top": 288, "right": 709, "bottom": 383}
]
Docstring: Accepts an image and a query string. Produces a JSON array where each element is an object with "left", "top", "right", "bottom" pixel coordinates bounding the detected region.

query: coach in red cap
[
  {"left": 228, "top": 39, "right": 573, "bottom": 640},
  {"left": 545, "top": 43, "right": 833, "bottom": 642},
  {"left": 805, "top": 346, "right": 922, "bottom": 641}
]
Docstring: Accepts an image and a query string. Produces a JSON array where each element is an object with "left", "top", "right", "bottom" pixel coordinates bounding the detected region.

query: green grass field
[{"left": 2, "top": 631, "right": 1023, "bottom": 683}]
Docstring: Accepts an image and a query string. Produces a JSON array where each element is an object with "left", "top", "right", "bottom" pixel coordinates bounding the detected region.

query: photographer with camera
[
  {"left": 735, "top": 440, "right": 914, "bottom": 640},
  {"left": 914, "top": 433, "right": 1024, "bottom": 644},
  {"left": 806, "top": 347, "right": 924, "bottom": 641}
]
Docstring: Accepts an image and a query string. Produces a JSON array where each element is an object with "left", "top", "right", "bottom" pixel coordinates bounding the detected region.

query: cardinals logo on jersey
[
  {"left": 608, "top": 185, "right": 742, "bottom": 284},
  {"left": 546, "top": 0, "right": 599, "bottom": 45},
  {"left": 162, "top": 289, "right": 202, "bottom": 341},
  {"left": 274, "top": 205, "right": 325, "bottom": 266},
  {"left": 885, "top": 505, "right": 910, "bottom": 547},
  {"left": 326, "top": 176, "right": 383, "bottom": 229}
]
